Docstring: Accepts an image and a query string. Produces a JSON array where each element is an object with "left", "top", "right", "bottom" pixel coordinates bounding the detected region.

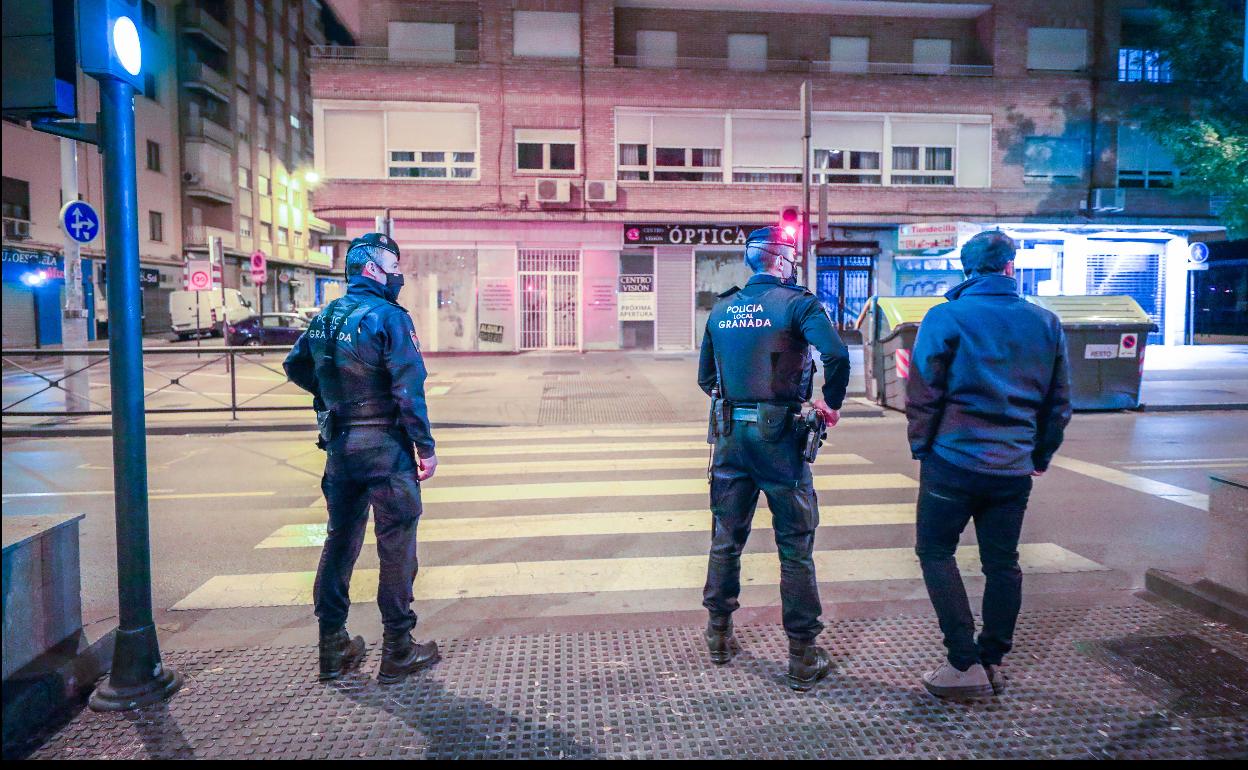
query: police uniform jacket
[
  {"left": 698, "top": 273, "right": 851, "bottom": 409},
  {"left": 284, "top": 275, "right": 435, "bottom": 458}
]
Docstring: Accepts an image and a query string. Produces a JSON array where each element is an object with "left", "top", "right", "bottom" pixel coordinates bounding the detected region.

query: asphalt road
[{"left": 3, "top": 409, "right": 1242, "bottom": 652}]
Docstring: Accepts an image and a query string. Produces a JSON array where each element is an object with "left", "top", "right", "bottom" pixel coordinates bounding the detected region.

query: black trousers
[
  {"left": 315, "top": 426, "right": 423, "bottom": 636},
  {"left": 703, "top": 418, "right": 823, "bottom": 642},
  {"left": 915, "top": 453, "right": 1032, "bottom": 670}
]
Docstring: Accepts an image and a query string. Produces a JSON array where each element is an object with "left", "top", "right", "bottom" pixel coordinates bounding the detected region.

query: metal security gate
[
  {"left": 656, "top": 246, "right": 693, "bottom": 350},
  {"left": 518, "top": 249, "right": 580, "bottom": 350},
  {"left": 1086, "top": 247, "right": 1165, "bottom": 344},
  {"left": 816, "top": 254, "right": 875, "bottom": 330},
  {"left": 2, "top": 283, "right": 38, "bottom": 347}
]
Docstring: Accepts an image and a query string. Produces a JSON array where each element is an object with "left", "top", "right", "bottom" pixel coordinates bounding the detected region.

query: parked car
[
  {"left": 226, "top": 313, "right": 309, "bottom": 346},
  {"left": 169, "top": 289, "right": 253, "bottom": 339},
  {"left": 295, "top": 306, "right": 322, "bottom": 321}
]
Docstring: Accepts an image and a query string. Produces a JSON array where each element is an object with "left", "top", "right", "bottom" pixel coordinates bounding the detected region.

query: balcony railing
[
  {"left": 181, "top": 61, "right": 231, "bottom": 101},
  {"left": 614, "top": 54, "right": 994, "bottom": 77},
  {"left": 310, "top": 45, "right": 480, "bottom": 65},
  {"left": 181, "top": 5, "right": 230, "bottom": 52},
  {"left": 185, "top": 115, "right": 234, "bottom": 148},
  {"left": 184, "top": 225, "right": 237, "bottom": 249}
]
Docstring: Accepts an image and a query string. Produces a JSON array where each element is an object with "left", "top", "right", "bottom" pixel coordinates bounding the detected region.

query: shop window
[
  {"left": 814, "top": 149, "right": 882, "bottom": 185},
  {"left": 515, "top": 129, "right": 579, "bottom": 173},
  {"left": 1024, "top": 137, "right": 1084, "bottom": 182},
  {"left": 149, "top": 211, "right": 164, "bottom": 242},
  {"left": 890, "top": 145, "right": 954, "bottom": 185},
  {"left": 146, "top": 140, "right": 162, "bottom": 172},
  {"left": 1118, "top": 48, "right": 1172, "bottom": 82},
  {"left": 513, "top": 11, "right": 580, "bottom": 58}
]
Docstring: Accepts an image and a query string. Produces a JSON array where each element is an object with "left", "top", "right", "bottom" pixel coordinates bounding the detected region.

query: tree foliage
[{"left": 1135, "top": 0, "right": 1248, "bottom": 237}]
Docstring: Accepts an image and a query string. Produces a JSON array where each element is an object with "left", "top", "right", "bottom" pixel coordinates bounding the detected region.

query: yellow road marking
[
  {"left": 256, "top": 503, "right": 917, "bottom": 548},
  {"left": 1119, "top": 462, "right": 1247, "bottom": 471},
  {"left": 437, "top": 441, "right": 721, "bottom": 457},
  {"left": 1116, "top": 457, "right": 1248, "bottom": 465},
  {"left": 150, "top": 491, "right": 277, "bottom": 501},
  {"left": 433, "top": 423, "right": 881, "bottom": 444},
  {"left": 2, "top": 488, "right": 172, "bottom": 499},
  {"left": 419, "top": 473, "right": 917, "bottom": 505},
  {"left": 173, "top": 543, "right": 1105, "bottom": 609},
  {"left": 1048, "top": 456, "right": 1208, "bottom": 510},
  {"left": 436, "top": 453, "right": 871, "bottom": 478}
]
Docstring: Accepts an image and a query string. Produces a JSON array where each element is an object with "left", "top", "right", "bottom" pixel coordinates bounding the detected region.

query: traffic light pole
[{"left": 88, "top": 77, "right": 182, "bottom": 712}]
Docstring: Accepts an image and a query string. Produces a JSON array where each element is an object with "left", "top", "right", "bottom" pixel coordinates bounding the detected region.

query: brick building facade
[{"left": 310, "top": 0, "right": 1225, "bottom": 352}]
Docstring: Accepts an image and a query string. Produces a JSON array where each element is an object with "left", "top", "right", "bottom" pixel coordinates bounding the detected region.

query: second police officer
[
  {"left": 284, "top": 233, "right": 441, "bottom": 685},
  {"left": 698, "top": 226, "right": 851, "bottom": 691}
]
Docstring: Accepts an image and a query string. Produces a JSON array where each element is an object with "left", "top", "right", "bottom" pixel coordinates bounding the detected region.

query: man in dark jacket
[
  {"left": 285, "top": 232, "right": 440, "bottom": 685},
  {"left": 906, "top": 230, "right": 1072, "bottom": 699}
]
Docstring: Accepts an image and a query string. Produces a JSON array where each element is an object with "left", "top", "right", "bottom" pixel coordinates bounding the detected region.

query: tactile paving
[{"left": 22, "top": 602, "right": 1248, "bottom": 759}]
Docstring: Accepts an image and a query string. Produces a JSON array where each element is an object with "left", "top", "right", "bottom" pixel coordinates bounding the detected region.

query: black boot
[
  {"left": 705, "top": 616, "right": 740, "bottom": 665},
  {"left": 787, "top": 640, "right": 831, "bottom": 692},
  {"left": 319, "top": 627, "right": 366, "bottom": 681},
  {"left": 378, "top": 631, "right": 441, "bottom": 685}
]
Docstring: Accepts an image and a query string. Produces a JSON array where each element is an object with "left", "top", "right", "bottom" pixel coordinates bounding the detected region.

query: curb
[
  {"left": 1144, "top": 568, "right": 1248, "bottom": 633},
  {"left": 1137, "top": 402, "right": 1248, "bottom": 413},
  {"left": 2, "top": 622, "right": 115, "bottom": 759}
]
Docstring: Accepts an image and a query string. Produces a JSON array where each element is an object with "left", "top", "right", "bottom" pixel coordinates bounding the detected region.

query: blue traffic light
[{"left": 77, "top": 0, "right": 144, "bottom": 89}]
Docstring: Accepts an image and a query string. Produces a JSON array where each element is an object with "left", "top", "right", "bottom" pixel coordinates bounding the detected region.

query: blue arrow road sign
[{"left": 60, "top": 201, "right": 100, "bottom": 244}]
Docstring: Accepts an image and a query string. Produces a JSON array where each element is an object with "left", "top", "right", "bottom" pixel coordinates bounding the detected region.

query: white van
[{"left": 169, "top": 289, "right": 254, "bottom": 339}]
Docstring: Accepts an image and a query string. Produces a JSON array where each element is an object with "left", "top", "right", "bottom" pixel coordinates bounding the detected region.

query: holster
[
  {"left": 707, "top": 391, "right": 732, "bottom": 443},
  {"left": 316, "top": 409, "right": 337, "bottom": 450},
  {"left": 799, "top": 409, "right": 827, "bottom": 463}
]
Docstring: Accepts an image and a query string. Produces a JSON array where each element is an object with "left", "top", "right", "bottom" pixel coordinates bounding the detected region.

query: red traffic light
[{"left": 778, "top": 205, "right": 801, "bottom": 238}]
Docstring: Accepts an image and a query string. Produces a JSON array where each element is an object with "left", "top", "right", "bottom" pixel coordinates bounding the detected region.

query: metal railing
[
  {"left": 310, "top": 45, "right": 480, "bottom": 65},
  {"left": 613, "top": 54, "right": 994, "bottom": 77},
  {"left": 2, "top": 346, "right": 310, "bottom": 419}
]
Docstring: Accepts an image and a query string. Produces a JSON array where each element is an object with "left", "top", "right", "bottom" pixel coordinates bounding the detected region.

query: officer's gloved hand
[
  {"left": 812, "top": 400, "right": 840, "bottom": 429},
  {"left": 417, "top": 453, "right": 438, "bottom": 482}
]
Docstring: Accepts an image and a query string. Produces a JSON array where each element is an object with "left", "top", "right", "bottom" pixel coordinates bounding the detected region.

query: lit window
[
  {"left": 814, "top": 149, "right": 882, "bottom": 185},
  {"left": 1118, "top": 48, "right": 1172, "bottom": 82}
]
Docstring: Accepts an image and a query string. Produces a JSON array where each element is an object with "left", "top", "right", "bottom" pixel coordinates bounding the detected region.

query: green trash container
[
  {"left": 1026, "top": 295, "right": 1155, "bottom": 411},
  {"left": 858, "top": 296, "right": 946, "bottom": 412}
]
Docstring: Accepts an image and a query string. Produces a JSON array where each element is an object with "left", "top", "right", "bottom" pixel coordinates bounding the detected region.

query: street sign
[
  {"left": 250, "top": 251, "right": 267, "bottom": 283},
  {"left": 1118, "top": 333, "right": 1138, "bottom": 358},
  {"left": 185, "top": 259, "right": 213, "bottom": 291},
  {"left": 59, "top": 200, "right": 100, "bottom": 243}
]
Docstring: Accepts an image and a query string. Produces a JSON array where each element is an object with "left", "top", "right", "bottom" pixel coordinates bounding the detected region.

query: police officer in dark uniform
[
  {"left": 697, "top": 225, "right": 851, "bottom": 691},
  {"left": 284, "top": 232, "right": 440, "bottom": 684}
]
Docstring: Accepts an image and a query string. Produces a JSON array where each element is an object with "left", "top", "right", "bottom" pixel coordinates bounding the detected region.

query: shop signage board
[
  {"left": 897, "top": 222, "right": 980, "bottom": 251},
  {"left": 624, "top": 224, "right": 766, "bottom": 247},
  {"left": 617, "top": 274, "right": 656, "bottom": 321},
  {"left": 479, "top": 323, "right": 504, "bottom": 343}
]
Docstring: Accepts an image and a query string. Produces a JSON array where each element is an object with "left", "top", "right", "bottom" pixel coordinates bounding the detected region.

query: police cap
[
  {"left": 348, "top": 232, "right": 401, "bottom": 259},
  {"left": 746, "top": 226, "right": 797, "bottom": 248}
]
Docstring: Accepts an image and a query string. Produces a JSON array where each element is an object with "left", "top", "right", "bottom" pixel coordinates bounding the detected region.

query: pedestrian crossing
[{"left": 171, "top": 423, "right": 1110, "bottom": 616}]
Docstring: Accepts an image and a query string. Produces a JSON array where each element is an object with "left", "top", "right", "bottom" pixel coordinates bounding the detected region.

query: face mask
[
  {"left": 779, "top": 256, "right": 799, "bottom": 286},
  {"left": 383, "top": 271, "right": 404, "bottom": 302}
]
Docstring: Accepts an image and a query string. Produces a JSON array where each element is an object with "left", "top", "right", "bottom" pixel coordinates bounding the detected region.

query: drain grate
[{"left": 1079, "top": 634, "right": 1248, "bottom": 718}]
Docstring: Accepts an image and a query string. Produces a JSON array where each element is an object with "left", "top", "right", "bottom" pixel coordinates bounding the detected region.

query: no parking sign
[{"left": 1118, "top": 333, "right": 1139, "bottom": 358}]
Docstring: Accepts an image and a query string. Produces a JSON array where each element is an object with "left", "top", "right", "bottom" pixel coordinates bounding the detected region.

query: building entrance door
[
  {"left": 518, "top": 248, "right": 580, "bottom": 350},
  {"left": 816, "top": 250, "right": 875, "bottom": 340}
]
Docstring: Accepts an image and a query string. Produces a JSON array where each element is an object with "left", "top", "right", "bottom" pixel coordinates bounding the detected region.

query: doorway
[{"left": 518, "top": 248, "right": 580, "bottom": 350}]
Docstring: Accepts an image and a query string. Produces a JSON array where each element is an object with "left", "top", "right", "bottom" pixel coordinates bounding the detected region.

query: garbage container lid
[
  {"left": 873, "top": 296, "right": 947, "bottom": 329},
  {"left": 1025, "top": 295, "right": 1152, "bottom": 327}
]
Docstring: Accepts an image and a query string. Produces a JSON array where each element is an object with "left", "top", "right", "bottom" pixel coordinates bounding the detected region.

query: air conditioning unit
[
  {"left": 6, "top": 219, "right": 32, "bottom": 240},
  {"left": 585, "top": 180, "right": 617, "bottom": 203},
  {"left": 182, "top": 171, "right": 201, "bottom": 185},
  {"left": 1091, "top": 188, "right": 1126, "bottom": 212},
  {"left": 535, "top": 178, "right": 571, "bottom": 204}
]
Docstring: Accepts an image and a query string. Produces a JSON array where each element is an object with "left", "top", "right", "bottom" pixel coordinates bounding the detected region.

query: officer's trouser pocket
[{"left": 756, "top": 403, "right": 791, "bottom": 442}]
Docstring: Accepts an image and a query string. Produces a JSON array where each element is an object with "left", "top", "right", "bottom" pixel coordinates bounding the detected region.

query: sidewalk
[
  {"left": 1140, "top": 345, "right": 1248, "bottom": 412},
  {"left": 16, "top": 598, "right": 1247, "bottom": 759}
]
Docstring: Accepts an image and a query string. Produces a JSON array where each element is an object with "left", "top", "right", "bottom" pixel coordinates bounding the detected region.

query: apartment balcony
[
  {"left": 613, "top": 55, "right": 993, "bottom": 77},
  {"left": 181, "top": 61, "right": 231, "bottom": 102},
  {"left": 184, "top": 225, "right": 237, "bottom": 250},
  {"left": 310, "top": 45, "right": 480, "bottom": 65},
  {"left": 181, "top": 5, "right": 230, "bottom": 53},
  {"left": 183, "top": 169, "right": 234, "bottom": 205},
  {"left": 184, "top": 115, "right": 233, "bottom": 149}
]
